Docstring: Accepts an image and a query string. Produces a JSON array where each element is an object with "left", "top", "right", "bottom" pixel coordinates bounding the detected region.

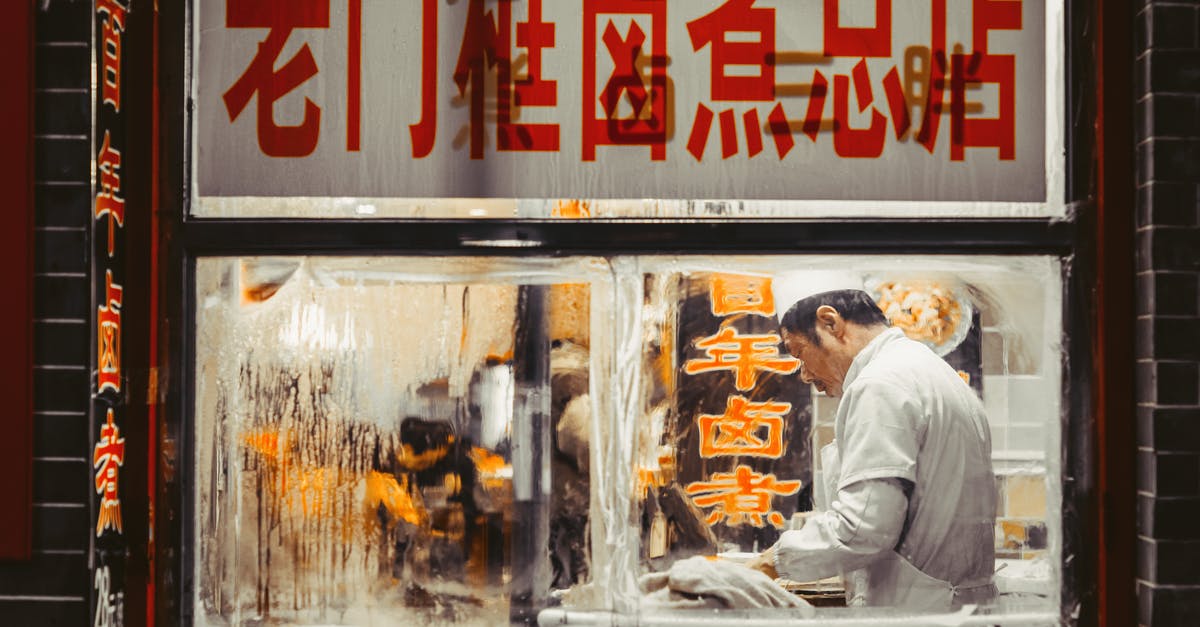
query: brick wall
[
  {"left": 0, "top": 1, "right": 92, "bottom": 623},
  {"left": 1135, "top": 1, "right": 1200, "bottom": 625}
]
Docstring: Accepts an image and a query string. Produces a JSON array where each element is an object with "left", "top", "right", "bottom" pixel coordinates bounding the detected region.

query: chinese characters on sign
[
  {"left": 682, "top": 274, "right": 803, "bottom": 528},
  {"left": 198, "top": 0, "right": 1045, "bottom": 202},
  {"left": 222, "top": 0, "right": 363, "bottom": 156},
  {"left": 94, "top": 0, "right": 127, "bottom": 541},
  {"left": 93, "top": 2, "right": 134, "bottom": 624},
  {"left": 95, "top": 409, "right": 127, "bottom": 535}
]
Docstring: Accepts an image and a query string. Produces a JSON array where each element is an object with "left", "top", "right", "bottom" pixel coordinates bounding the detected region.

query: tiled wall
[
  {"left": 1134, "top": 1, "right": 1200, "bottom": 625},
  {"left": 0, "top": 1, "right": 92, "bottom": 623}
]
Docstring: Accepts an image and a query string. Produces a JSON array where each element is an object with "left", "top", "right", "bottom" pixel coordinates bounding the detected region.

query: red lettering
[
  {"left": 453, "top": 0, "right": 559, "bottom": 158},
  {"left": 802, "top": 70, "right": 829, "bottom": 142},
  {"left": 501, "top": 0, "right": 559, "bottom": 151},
  {"left": 95, "top": 131, "right": 124, "bottom": 257},
  {"left": 951, "top": 0, "right": 1021, "bottom": 160},
  {"left": 686, "top": 0, "right": 789, "bottom": 161},
  {"left": 223, "top": 0, "right": 330, "bottom": 157},
  {"left": 94, "top": 409, "right": 126, "bottom": 536},
  {"left": 823, "top": 0, "right": 891, "bottom": 58},
  {"left": 97, "top": 271, "right": 123, "bottom": 395},
  {"left": 97, "top": 0, "right": 127, "bottom": 112},
  {"left": 452, "top": 0, "right": 502, "bottom": 159},
  {"left": 582, "top": 0, "right": 668, "bottom": 161},
  {"left": 833, "top": 60, "right": 887, "bottom": 158},
  {"left": 687, "top": 0, "right": 776, "bottom": 101},
  {"left": 951, "top": 52, "right": 1015, "bottom": 160},
  {"left": 410, "top": 0, "right": 439, "bottom": 158},
  {"left": 915, "top": 0, "right": 947, "bottom": 153}
]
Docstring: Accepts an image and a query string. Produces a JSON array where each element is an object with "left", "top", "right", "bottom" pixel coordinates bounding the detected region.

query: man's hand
[{"left": 745, "top": 546, "right": 779, "bottom": 580}]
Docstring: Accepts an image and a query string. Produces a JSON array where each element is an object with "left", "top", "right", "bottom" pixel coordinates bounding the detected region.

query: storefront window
[
  {"left": 192, "top": 254, "right": 1063, "bottom": 625},
  {"left": 194, "top": 256, "right": 611, "bottom": 625},
  {"left": 183, "top": 0, "right": 1076, "bottom": 623}
]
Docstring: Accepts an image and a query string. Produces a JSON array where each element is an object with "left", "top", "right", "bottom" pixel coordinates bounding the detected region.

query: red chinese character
[
  {"left": 914, "top": 0, "right": 948, "bottom": 153},
  {"left": 453, "top": 0, "right": 560, "bottom": 159},
  {"left": 698, "top": 395, "right": 790, "bottom": 458},
  {"left": 832, "top": 59, "right": 887, "bottom": 158},
  {"left": 684, "top": 326, "right": 800, "bottom": 391},
  {"left": 950, "top": 0, "right": 1021, "bottom": 160},
  {"left": 823, "top": 0, "right": 892, "bottom": 58},
  {"left": 95, "top": 131, "right": 124, "bottom": 257},
  {"left": 222, "top": 0, "right": 330, "bottom": 157},
  {"left": 688, "top": 0, "right": 775, "bottom": 101},
  {"left": 583, "top": 0, "right": 668, "bottom": 161},
  {"left": 97, "top": 270, "right": 123, "bottom": 394},
  {"left": 709, "top": 273, "right": 774, "bottom": 317},
  {"left": 410, "top": 0, "right": 439, "bottom": 158},
  {"left": 97, "top": 0, "right": 127, "bottom": 112},
  {"left": 801, "top": 0, "right": 910, "bottom": 157},
  {"left": 94, "top": 408, "right": 126, "bottom": 536},
  {"left": 685, "top": 0, "right": 793, "bottom": 160},
  {"left": 685, "top": 465, "right": 801, "bottom": 527}
]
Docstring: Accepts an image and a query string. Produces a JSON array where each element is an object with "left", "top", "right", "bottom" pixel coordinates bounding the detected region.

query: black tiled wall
[
  {"left": 1136, "top": 1, "right": 1200, "bottom": 625},
  {"left": 0, "top": 0, "right": 92, "bottom": 624}
]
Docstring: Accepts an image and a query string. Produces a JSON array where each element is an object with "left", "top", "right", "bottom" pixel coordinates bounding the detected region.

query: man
[{"left": 746, "top": 281, "right": 997, "bottom": 612}]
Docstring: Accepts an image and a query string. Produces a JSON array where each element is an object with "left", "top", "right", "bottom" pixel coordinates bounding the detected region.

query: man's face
[{"left": 782, "top": 327, "right": 847, "bottom": 397}]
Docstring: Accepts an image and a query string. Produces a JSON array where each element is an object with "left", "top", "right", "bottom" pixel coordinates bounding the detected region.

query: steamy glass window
[{"left": 194, "top": 255, "right": 1064, "bottom": 626}]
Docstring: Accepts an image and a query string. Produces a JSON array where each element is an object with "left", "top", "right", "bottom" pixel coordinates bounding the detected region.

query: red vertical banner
[{"left": 0, "top": 0, "right": 33, "bottom": 563}]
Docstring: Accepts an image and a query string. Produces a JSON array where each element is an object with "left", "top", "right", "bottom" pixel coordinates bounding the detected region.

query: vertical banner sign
[
  {"left": 674, "top": 274, "right": 811, "bottom": 550},
  {"left": 196, "top": 0, "right": 1046, "bottom": 203},
  {"left": 93, "top": 1, "right": 130, "bottom": 625}
]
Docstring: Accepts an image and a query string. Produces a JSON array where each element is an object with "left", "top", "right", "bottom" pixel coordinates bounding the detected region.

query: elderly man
[{"left": 747, "top": 281, "right": 997, "bottom": 611}]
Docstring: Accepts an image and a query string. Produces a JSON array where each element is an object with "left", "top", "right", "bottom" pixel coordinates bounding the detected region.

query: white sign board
[{"left": 196, "top": 0, "right": 1047, "bottom": 202}]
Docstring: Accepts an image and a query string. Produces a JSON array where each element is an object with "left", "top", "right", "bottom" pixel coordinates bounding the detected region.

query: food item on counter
[{"left": 873, "top": 280, "right": 964, "bottom": 348}]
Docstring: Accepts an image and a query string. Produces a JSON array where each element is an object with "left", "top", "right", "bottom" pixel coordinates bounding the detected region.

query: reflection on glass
[
  {"left": 627, "top": 258, "right": 1062, "bottom": 622},
  {"left": 195, "top": 258, "right": 597, "bottom": 625}
]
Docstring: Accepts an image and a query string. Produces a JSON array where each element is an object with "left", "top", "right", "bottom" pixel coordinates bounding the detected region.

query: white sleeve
[{"left": 771, "top": 478, "right": 908, "bottom": 582}]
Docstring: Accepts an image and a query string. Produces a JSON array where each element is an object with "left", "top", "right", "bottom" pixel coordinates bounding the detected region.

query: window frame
[{"left": 152, "top": 0, "right": 1116, "bottom": 624}]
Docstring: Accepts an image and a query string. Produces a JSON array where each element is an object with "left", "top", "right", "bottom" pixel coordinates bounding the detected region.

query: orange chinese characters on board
[
  {"left": 97, "top": 270, "right": 123, "bottom": 394},
  {"left": 709, "top": 273, "right": 775, "bottom": 317},
  {"left": 95, "top": 131, "right": 124, "bottom": 257},
  {"left": 684, "top": 326, "right": 800, "bottom": 391},
  {"left": 97, "top": 0, "right": 126, "bottom": 112},
  {"left": 94, "top": 409, "right": 126, "bottom": 535},
  {"left": 685, "top": 464, "right": 801, "bottom": 528},
  {"left": 698, "top": 395, "right": 790, "bottom": 459}
]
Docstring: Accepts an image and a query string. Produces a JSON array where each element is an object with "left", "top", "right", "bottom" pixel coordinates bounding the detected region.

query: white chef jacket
[{"left": 772, "top": 328, "right": 997, "bottom": 611}]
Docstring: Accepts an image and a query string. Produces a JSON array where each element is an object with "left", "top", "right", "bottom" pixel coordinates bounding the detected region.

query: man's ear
[{"left": 814, "top": 305, "right": 844, "bottom": 338}]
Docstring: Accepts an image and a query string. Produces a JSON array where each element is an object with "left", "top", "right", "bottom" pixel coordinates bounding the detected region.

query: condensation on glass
[
  {"left": 193, "top": 255, "right": 1067, "bottom": 626},
  {"left": 193, "top": 256, "right": 614, "bottom": 626}
]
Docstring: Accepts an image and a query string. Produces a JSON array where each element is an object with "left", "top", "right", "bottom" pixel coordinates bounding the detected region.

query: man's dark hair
[{"left": 779, "top": 289, "right": 889, "bottom": 345}]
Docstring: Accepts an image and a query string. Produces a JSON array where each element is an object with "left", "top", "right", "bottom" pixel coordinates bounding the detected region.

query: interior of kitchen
[{"left": 192, "top": 255, "right": 1063, "bottom": 625}]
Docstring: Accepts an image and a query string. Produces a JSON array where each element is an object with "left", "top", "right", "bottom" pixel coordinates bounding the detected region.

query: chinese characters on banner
[
  {"left": 681, "top": 275, "right": 805, "bottom": 530},
  {"left": 197, "top": 0, "right": 1045, "bottom": 203},
  {"left": 95, "top": 0, "right": 127, "bottom": 540},
  {"left": 93, "top": 0, "right": 131, "bottom": 624}
]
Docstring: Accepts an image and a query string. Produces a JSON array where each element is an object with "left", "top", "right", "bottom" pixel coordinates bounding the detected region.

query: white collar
[{"left": 842, "top": 327, "right": 906, "bottom": 391}]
